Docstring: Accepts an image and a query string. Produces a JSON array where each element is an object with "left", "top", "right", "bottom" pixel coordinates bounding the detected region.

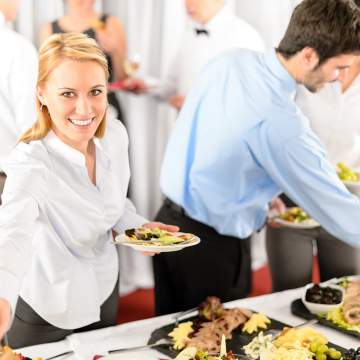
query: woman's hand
[
  {"left": 0, "top": 298, "right": 11, "bottom": 341},
  {"left": 141, "top": 222, "right": 180, "bottom": 256}
]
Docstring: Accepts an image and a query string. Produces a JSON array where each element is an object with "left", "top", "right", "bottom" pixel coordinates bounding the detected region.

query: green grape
[
  {"left": 338, "top": 162, "right": 347, "bottom": 170},
  {"left": 337, "top": 162, "right": 358, "bottom": 182},
  {"left": 328, "top": 349, "right": 341, "bottom": 359},
  {"left": 315, "top": 353, "right": 327, "bottom": 360},
  {"left": 310, "top": 342, "right": 319, "bottom": 353},
  {"left": 317, "top": 344, "right": 329, "bottom": 354}
]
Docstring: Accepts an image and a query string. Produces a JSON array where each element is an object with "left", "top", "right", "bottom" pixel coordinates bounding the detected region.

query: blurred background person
[
  {"left": 39, "top": 0, "right": 127, "bottom": 123},
  {"left": 123, "top": 0, "right": 265, "bottom": 111},
  {"left": 0, "top": 0, "right": 37, "bottom": 202},
  {"left": 266, "top": 55, "right": 360, "bottom": 292}
]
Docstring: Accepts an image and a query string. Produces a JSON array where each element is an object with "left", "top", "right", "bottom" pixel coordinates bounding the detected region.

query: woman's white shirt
[
  {"left": 296, "top": 77, "right": 360, "bottom": 170},
  {"left": 0, "top": 120, "right": 147, "bottom": 329}
]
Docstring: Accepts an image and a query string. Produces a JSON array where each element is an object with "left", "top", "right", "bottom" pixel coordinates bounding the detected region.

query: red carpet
[{"left": 117, "top": 258, "right": 320, "bottom": 324}]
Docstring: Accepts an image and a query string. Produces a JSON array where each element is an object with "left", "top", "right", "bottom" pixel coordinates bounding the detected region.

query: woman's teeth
[{"left": 69, "top": 118, "right": 93, "bottom": 126}]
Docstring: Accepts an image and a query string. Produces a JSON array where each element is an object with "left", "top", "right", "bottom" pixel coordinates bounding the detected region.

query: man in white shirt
[
  {"left": 266, "top": 57, "right": 360, "bottom": 291},
  {"left": 0, "top": 0, "right": 38, "bottom": 200},
  {"left": 124, "top": 0, "right": 265, "bottom": 110}
]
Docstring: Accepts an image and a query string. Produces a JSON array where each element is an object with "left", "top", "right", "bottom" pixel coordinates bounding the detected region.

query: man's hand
[
  {"left": 267, "top": 197, "right": 286, "bottom": 228},
  {"left": 168, "top": 95, "right": 185, "bottom": 111},
  {"left": 141, "top": 222, "right": 180, "bottom": 256},
  {"left": 0, "top": 298, "right": 11, "bottom": 341}
]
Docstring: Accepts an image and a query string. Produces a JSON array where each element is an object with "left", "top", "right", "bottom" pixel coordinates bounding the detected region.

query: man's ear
[{"left": 300, "top": 47, "right": 320, "bottom": 70}]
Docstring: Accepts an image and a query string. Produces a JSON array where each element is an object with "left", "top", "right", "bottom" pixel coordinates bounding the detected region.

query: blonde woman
[
  {"left": 40, "top": 0, "right": 127, "bottom": 122},
  {"left": 0, "top": 33, "right": 177, "bottom": 348}
]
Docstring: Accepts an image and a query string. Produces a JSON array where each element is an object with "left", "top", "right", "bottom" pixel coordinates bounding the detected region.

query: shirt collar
[
  {"left": 42, "top": 130, "right": 110, "bottom": 168},
  {"left": 264, "top": 48, "right": 297, "bottom": 98},
  {"left": 206, "top": 5, "right": 231, "bottom": 32},
  {"left": 192, "top": 5, "right": 230, "bottom": 33}
]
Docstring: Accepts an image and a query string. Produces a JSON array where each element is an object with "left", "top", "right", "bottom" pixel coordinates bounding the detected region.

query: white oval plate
[
  {"left": 114, "top": 233, "right": 201, "bottom": 253},
  {"left": 272, "top": 216, "right": 320, "bottom": 229},
  {"left": 342, "top": 174, "right": 360, "bottom": 196}
]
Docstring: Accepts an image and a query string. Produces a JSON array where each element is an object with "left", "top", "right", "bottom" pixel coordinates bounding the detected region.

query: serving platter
[
  {"left": 291, "top": 299, "right": 360, "bottom": 339},
  {"left": 147, "top": 313, "right": 346, "bottom": 358}
]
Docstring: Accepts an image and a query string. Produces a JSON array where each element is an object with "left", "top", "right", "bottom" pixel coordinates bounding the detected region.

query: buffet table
[{"left": 18, "top": 287, "right": 359, "bottom": 360}]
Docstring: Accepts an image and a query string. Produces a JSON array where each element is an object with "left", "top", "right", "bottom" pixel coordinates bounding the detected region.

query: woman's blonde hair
[{"left": 19, "top": 32, "right": 109, "bottom": 143}]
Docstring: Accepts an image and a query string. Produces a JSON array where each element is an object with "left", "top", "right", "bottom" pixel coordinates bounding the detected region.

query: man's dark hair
[{"left": 277, "top": 0, "right": 360, "bottom": 65}]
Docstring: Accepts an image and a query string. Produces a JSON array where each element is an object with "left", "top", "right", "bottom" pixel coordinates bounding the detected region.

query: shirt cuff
[
  {"left": 0, "top": 270, "right": 20, "bottom": 323},
  {"left": 113, "top": 212, "right": 148, "bottom": 234}
]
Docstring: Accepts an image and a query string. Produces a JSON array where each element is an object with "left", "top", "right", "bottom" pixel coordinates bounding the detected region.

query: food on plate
[
  {"left": 184, "top": 308, "right": 251, "bottom": 352},
  {"left": 343, "top": 279, "right": 360, "bottom": 325},
  {"left": 243, "top": 331, "right": 313, "bottom": 360},
  {"left": 0, "top": 347, "right": 41, "bottom": 360},
  {"left": 280, "top": 207, "right": 312, "bottom": 223},
  {"left": 325, "top": 279, "right": 360, "bottom": 331},
  {"left": 274, "top": 327, "right": 327, "bottom": 348},
  {"left": 124, "top": 227, "right": 195, "bottom": 245},
  {"left": 305, "top": 284, "right": 343, "bottom": 305},
  {"left": 198, "top": 296, "right": 226, "bottom": 321},
  {"left": 168, "top": 297, "right": 252, "bottom": 353},
  {"left": 175, "top": 347, "right": 238, "bottom": 360},
  {"left": 242, "top": 313, "right": 271, "bottom": 334},
  {"left": 308, "top": 342, "right": 341, "bottom": 360},
  {"left": 174, "top": 335, "right": 239, "bottom": 360},
  {"left": 91, "top": 19, "right": 106, "bottom": 31},
  {"left": 343, "top": 346, "right": 360, "bottom": 360},
  {"left": 337, "top": 162, "right": 359, "bottom": 182},
  {"left": 244, "top": 328, "right": 341, "bottom": 360},
  {"left": 169, "top": 321, "right": 194, "bottom": 350}
]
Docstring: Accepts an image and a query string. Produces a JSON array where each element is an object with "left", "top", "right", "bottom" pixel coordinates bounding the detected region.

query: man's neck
[
  {"left": 276, "top": 51, "right": 300, "bottom": 83},
  {"left": 200, "top": 3, "right": 224, "bottom": 25}
]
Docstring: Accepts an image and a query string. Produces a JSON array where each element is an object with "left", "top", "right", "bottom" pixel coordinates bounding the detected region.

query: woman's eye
[
  {"left": 91, "top": 89, "right": 102, "bottom": 96},
  {"left": 61, "top": 92, "right": 75, "bottom": 98}
]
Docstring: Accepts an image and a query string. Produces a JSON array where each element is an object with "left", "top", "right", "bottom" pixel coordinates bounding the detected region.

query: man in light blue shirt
[{"left": 153, "top": 0, "right": 360, "bottom": 315}]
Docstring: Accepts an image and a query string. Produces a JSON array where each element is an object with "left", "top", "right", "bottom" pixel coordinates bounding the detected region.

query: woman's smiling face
[{"left": 37, "top": 59, "right": 107, "bottom": 150}]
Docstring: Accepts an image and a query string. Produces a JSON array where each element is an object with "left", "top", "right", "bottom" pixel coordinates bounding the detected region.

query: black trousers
[
  {"left": 8, "top": 280, "right": 119, "bottom": 349},
  {"left": 153, "top": 200, "right": 251, "bottom": 316}
]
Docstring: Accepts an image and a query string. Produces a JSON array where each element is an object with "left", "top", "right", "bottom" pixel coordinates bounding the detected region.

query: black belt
[{"left": 164, "top": 198, "right": 187, "bottom": 216}]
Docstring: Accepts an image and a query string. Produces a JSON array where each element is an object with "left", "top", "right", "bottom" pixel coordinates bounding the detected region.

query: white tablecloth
[{"left": 18, "top": 288, "right": 360, "bottom": 360}]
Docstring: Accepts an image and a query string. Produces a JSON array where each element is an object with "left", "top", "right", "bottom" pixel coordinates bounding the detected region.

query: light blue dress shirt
[{"left": 160, "top": 48, "right": 360, "bottom": 247}]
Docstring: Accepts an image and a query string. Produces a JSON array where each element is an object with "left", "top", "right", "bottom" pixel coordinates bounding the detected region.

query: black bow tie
[{"left": 195, "top": 28, "right": 209, "bottom": 36}]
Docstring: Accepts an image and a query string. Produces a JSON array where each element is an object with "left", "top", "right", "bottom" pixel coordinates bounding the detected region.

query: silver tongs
[{"left": 108, "top": 338, "right": 171, "bottom": 354}]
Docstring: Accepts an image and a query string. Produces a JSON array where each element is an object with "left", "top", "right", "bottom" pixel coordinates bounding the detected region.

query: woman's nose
[{"left": 76, "top": 96, "right": 92, "bottom": 115}]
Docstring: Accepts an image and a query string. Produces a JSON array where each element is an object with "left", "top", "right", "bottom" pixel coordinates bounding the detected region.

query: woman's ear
[{"left": 37, "top": 86, "right": 46, "bottom": 106}]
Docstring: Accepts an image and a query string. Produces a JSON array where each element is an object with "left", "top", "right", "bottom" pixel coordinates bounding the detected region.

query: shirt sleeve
[
  {"left": 255, "top": 120, "right": 360, "bottom": 248},
  {"left": 112, "top": 198, "right": 148, "bottom": 234},
  {"left": 0, "top": 190, "right": 39, "bottom": 317},
  {"left": 9, "top": 41, "right": 38, "bottom": 135}
]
